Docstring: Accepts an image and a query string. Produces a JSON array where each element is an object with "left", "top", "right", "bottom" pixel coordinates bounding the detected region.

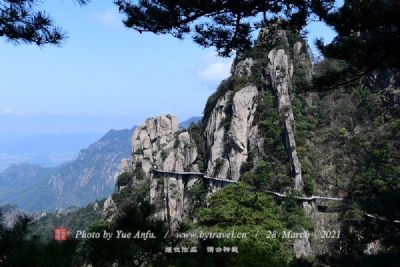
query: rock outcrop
[
  {"left": 266, "top": 30, "right": 304, "bottom": 190},
  {"left": 102, "top": 196, "right": 117, "bottom": 222},
  {"left": 203, "top": 28, "right": 308, "bottom": 190},
  {"left": 204, "top": 85, "right": 259, "bottom": 181},
  {"left": 131, "top": 115, "right": 199, "bottom": 175},
  {"left": 201, "top": 27, "right": 323, "bottom": 257},
  {"left": 129, "top": 115, "right": 199, "bottom": 227}
]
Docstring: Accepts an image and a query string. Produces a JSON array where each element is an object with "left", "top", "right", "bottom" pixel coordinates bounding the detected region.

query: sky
[{"left": 0, "top": 1, "right": 338, "bottom": 141}]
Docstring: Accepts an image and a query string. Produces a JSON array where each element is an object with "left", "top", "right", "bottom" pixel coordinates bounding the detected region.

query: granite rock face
[
  {"left": 131, "top": 115, "right": 199, "bottom": 174},
  {"left": 129, "top": 115, "right": 199, "bottom": 228},
  {"left": 204, "top": 85, "right": 259, "bottom": 181},
  {"left": 232, "top": 58, "right": 254, "bottom": 77},
  {"left": 203, "top": 29, "right": 306, "bottom": 189},
  {"left": 103, "top": 196, "right": 117, "bottom": 222},
  {"left": 266, "top": 31, "right": 303, "bottom": 191}
]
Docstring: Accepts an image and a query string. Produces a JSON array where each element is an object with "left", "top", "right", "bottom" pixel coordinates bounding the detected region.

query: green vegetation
[
  {"left": 316, "top": 0, "right": 400, "bottom": 82},
  {"left": 185, "top": 181, "right": 208, "bottom": 221},
  {"left": 133, "top": 162, "right": 146, "bottom": 180},
  {"left": 188, "top": 122, "right": 206, "bottom": 172},
  {"left": 291, "top": 96, "right": 319, "bottom": 196},
  {"left": 214, "top": 158, "right": 224, "bottom": 175},
  {"left": 112, "top": 177, "right": 150, "bottom": 209},
  {"left": 242, "top": 160, "right": 273, "bottom": 191},
  {"left": 115, "top": 0, "right": 332, "bottom": 56},
  {"left": 28, "top": 201, "right": 105, "bottom": 242},
  {"left": 311, "top": 59, "right": 349, "bottom": 91},
  {"left": 299, "top": 60, "right": 400, "bottom": 263},
  {"left": 75, "top": 202, "right": 168, "bottom": 266},
  {"left": 343, "top": 119, "right": 400, "bottom": 254},
  {"left": 251, "top": 89, "right": 292, "bottom": 191},
  {"left": 1, "top": 211, "right": 80, "bottom": 267},
  {"left": 192, "top": 183, "right": 310, "bottom": 267},
  {"left": 116, "top": 172, "right": 134, "bottom": 189}
]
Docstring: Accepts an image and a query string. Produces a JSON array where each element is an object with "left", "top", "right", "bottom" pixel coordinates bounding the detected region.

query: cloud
[
  {"left": 0, "top": 108, "right": 26, "bottom": 115},
  {"left": 198, "top": 52, "right": 233, "bottom": 87},
  {"left": 199, "top": 61, "right": 231, "bottom": 83},
  {"left": 92, "top": 9, "right": 122, "bottom": 28}
]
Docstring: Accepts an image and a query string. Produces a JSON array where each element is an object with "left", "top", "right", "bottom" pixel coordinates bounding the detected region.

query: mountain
[
  {"left": 0, "top": 164, "right": 54, "bottom": 204},
  {"left": 0, "top": 128, "right": 135, "bottom": 212},
  {"left": 108, "top": 28, "right": 400, "bottom": 262},
  {"left": 112, "top": 29, "right": 318, "bottom": 234},
  {"left": 45, "top": 128, "right": 134, "bottom": 211},
  {"left": 178, "top": 116, "right": 202, "bottom": 129}
]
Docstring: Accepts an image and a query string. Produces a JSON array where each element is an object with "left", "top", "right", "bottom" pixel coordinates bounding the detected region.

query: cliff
[
  {"left": 123, "top": 115, "right": 200, "bottom": 227},
  {"left": 112, "top": 27, "right": 399, "bottom": 259},
  {"left": 203, "top": 28, "right": 308, "bottom": 190}
]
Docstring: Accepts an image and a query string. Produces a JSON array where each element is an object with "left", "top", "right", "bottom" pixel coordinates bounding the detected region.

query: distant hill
[
  {"left": 179, "top": 116, "right": 202, "bottom": 129},
  {"left": 0, "top": 164, "right": 54, "bottom": 205},
  {"left": 0, "top": 128, "right": 134, "bottom": 212}
]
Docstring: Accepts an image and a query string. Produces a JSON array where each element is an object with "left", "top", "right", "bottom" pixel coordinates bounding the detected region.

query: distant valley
[
  {"left": 0, "top": 116, "right": 201, "bottom": 213},
  {"left": 0, "top": 128, "right": 134, "bottom": 212}
]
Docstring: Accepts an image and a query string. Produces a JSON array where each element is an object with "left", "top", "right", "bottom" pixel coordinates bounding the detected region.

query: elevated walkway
[
  {"left": 152, "top": 169, "right": 400, "bottom": 223},
  {"left": 152, "top": 169, "right": 238, "bottom": 187}
]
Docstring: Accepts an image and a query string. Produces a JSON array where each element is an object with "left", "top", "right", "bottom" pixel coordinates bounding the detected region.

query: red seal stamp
[{"left": 54, "top": 227, "right": 69, "bottom": 241}]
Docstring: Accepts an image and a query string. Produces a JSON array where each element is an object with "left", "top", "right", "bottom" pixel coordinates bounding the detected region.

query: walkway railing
[
  {"left": 152, "top": 169, "right": 238, "bottom": 184},
  {"left": 265, "top": 190, "right": 343, "bottom": 201},
  {"left": 152, "top": 169, "right": 400, "bottom": 223}
]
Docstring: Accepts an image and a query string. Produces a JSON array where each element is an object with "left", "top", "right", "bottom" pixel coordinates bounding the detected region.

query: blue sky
[{"left": 0, "top": 1, "right": 338, "bottom": 139}]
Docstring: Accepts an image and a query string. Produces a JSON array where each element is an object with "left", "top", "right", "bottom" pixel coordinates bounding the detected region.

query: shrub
[
  {"left": 214, "top": 158, "right": 224, "bottom": 174},
  {"left": 116, "top": 172, "right": 134, "bottom": 189}
]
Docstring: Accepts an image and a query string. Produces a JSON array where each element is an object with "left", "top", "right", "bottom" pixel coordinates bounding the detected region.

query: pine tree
[
  {"left": 114, "top": 0, "right": 335, "bottom": 56},
  {"left": 316, "top": 0, "right": 400, "bottom": 83},
  {"left": 0, "top": 0, "right": 89, "bottom": 45}
]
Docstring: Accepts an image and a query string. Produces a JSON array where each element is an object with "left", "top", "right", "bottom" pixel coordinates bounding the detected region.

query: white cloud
[
  {"left": 198, "top": 52, "right": 233, "bottom": 86},
  {"left": 199, "top": 61, "right": 231, "bottom": 82},
  {"left": 0, "top": 108, "right": 26, "bottom": 115},
  {"left": 92, "top": 9, "right": 122, "bottom": 28}
]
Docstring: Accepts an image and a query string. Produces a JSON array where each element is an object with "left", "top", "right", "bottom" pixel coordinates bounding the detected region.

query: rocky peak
[
  {"left": 260, "top": 26, "right": 288, "bottom": 45},
  {"left": 131, "top": 115, "right": 177, "bottom": 174},
  {"left": 204, "top": 28, "right": 311, "bottom": 190},
  {"left": 128, "top": 115, "right": 199, "bottom": 227},
  {"left": 131, "top": 114, "right": 198, "bottom": 177},
  {"left": 266, "top": 39, "right": 303, "bottom": 190}
]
